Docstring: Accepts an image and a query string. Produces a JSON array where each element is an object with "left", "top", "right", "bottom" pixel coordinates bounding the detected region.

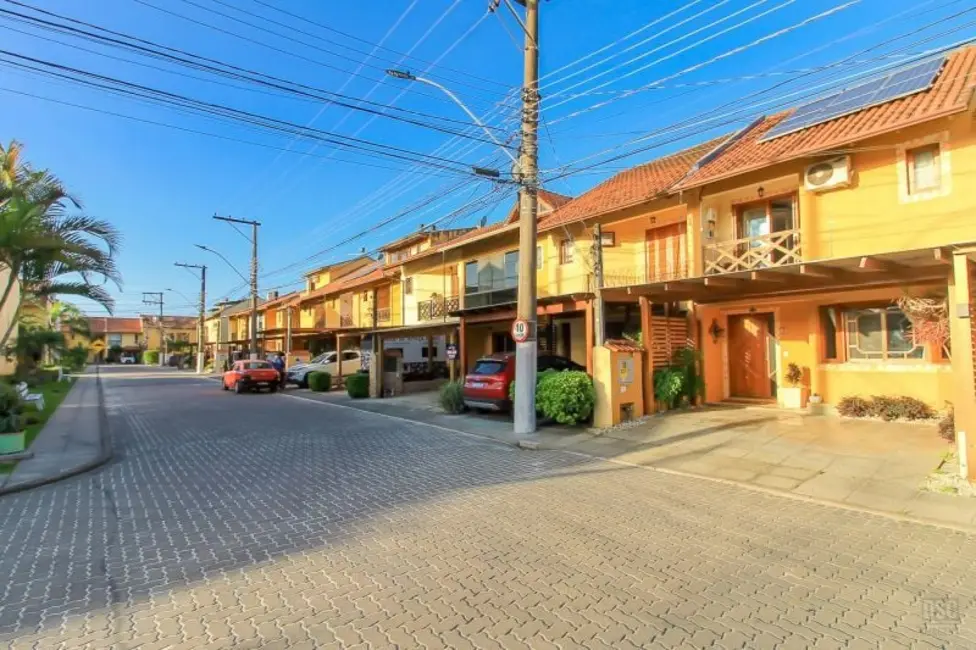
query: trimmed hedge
[
  {"left": 143, "top": 350, "right": 160, "bottom": 365},
  {"left": 438, "top": 380, "right": 465, "bottom": 414},
  {"left": 536, "top": 370, "right": 595, "bottom": 425},
  {"left": 345, "top": 373, "right": 369, "bottom": 399},
  {"left": 308, "top": 371, "right": 331, "bottom": 392},
  {"left": 837, "top": 395, "right": 936, "bottom": 421}
]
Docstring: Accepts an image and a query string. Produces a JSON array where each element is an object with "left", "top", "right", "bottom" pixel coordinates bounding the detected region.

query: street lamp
[
  {"left": 194, "top": 244, "right": 248, "bottom": 284},
  {"left": 386, "top": 69, "right": 520, "bottom": 170}
]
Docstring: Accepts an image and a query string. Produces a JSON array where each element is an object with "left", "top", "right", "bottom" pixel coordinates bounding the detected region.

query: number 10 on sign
[{"left": 511, "top": 318, "right": 531, "bottom": 343}]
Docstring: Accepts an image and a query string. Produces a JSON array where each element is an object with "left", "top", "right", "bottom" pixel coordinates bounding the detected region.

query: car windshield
[
  {"left": 242, "top": 361, "right": 271, "bottom": 370},
  {"left": 471, "top": 360, "right": 506, "bottom": 375}
]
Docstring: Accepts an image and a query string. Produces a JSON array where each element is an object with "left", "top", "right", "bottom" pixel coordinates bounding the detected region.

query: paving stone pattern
[{"left": 1, "top": 367, "right": 975, "bottom": 648}]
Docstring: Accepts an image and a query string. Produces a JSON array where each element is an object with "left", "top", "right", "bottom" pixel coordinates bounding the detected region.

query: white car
[
  {"left": 286, "top": 350, "right": 364, "bottom": 387},
  {"left": 120, "top": 352, "right": 137, "bottom": 364}
]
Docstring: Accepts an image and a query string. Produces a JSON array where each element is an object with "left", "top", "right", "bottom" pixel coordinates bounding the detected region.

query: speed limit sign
[{"left": 511, "top": 318, "right": 530, "bottom": 343}]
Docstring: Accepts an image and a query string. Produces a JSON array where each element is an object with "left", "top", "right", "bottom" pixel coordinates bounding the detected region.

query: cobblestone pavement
[{"left": 1, "top": 366, "right": 974, "bottom": 649}]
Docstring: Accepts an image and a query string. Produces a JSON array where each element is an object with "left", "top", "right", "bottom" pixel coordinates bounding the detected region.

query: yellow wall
[
  {"left": 592, "top": 347, "right": 645, "bottom": 428},
  {"left": 698, "top": 285, "right": 953, "bottom": 409},
  {"left": 698, "top": 115, "right": 976, "bottom": 266},
  {"left": 597, "top": 203, "right": 687, "bottom": 286}
]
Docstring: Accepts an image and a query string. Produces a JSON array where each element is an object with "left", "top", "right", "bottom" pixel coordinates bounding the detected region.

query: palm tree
[{"left": 0, "top": 141, "right": 121, "bottom": 348}]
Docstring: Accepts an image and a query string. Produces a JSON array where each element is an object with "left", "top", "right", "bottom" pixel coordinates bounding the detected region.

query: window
[
  {"left": 504, "top": 250, "right": 518, "bottom": 288},
  {"left": 421, "top": 346, "right": 438, "bottom": 359},
  {"left": 843, "top": 306, "right": 923, "bottom": 361},
  {"left": 908, "top": 143, "right": 941, "bottom": 194},
  {"left": 559, "top": 240, "right": 574, "bottom": 264},
  {"left": 341, "top": 351, "right": 359, "bottom": 361},
  {"left": 465, "top": 261, "right": 479, "bottom": 294},
  {"left": 404, "top": 277, "right": 413, "bottom": 295},
  {"left": 600, "top": 231, "right": 616, "bottom": 247},
  {"left": 471, "top": 359, "right": 506, "bottom": 375},
  {"left": 107, "top": 334, "right": 122, "bottom": 347}
]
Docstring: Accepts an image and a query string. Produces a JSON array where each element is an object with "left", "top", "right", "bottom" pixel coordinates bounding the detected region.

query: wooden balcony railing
[
  {"left": 339, "top": 314, "right": 353, "bottom": 327},
  {"left": 376, "top": 307, "right": 391, "bottom": 323},
  {"left": 603, "top": 263, "right": 689, "bottom": 289},
  {"left": 704, "top": 229, "right": 801, "bottom": 275},
  {"left": 418, "top": 296, "right": 460, "bottom": 321}
]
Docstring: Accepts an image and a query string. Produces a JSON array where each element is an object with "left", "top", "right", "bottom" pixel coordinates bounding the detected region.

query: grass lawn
[{"left": 0, "top": 378, "right": 76, "bottom": 475}]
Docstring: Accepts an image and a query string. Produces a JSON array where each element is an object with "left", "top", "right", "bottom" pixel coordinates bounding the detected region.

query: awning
[
  {"left": 452, "top": 295, "right": 592, "bottom": 324},
  {"left": 364, "top": 320, "right": 459, "bottom": 337},
  {"left": 602, "top": 245, "right": 974, "bottom": 304}
]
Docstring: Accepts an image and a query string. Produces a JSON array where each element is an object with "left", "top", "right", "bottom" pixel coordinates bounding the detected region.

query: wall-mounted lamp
[
  {"left": 757, "top": 186, "right": 765, "bottom": 198},
  {"left": 708, "top": 318, "right": 725, "bottom": 343}
]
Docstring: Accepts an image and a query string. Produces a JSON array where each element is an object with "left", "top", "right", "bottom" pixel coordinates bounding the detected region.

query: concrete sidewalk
[
  {"left": 286, "top": 389, "right": 976, "bottom": 531},
  {"left": 0, "top": 369, "right": 108, "bottom": 494}
]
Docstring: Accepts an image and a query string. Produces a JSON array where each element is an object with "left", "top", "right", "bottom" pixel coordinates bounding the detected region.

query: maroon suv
[{"left": 462, "top": 353, "right": 584, "bottom": 412}]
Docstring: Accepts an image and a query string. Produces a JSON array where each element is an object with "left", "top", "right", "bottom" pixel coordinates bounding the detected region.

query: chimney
[{"left": 267, "top": 290, "right": 279, "bottom": 300}]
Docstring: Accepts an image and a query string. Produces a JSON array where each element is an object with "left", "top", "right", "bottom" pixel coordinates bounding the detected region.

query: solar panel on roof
[{"left": 760, "top": 56, "right": 946, "bottom": 141}]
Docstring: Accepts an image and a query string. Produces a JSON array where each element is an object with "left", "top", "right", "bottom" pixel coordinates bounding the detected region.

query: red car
[
  {"left": 462, "top": 353, "right": 584, "bottom": 411},
  {"left": 223, "top": 360, "right": 281, "bottom": 394}
]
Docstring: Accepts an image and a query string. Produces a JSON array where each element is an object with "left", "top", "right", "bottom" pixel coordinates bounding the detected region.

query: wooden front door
[
  {"left": 448, "top": 266, "right": 459, "bottom": 297},
  {"left": 728, "top": 314, "right": 772, "bottom": 399},
  {"left": 646, "top": 222, "right": 687, "bottom": 282}
]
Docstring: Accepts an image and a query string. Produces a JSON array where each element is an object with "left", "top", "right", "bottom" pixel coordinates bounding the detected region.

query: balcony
[
  {"left": 339, "top": 314, "right": 354, "bottom": 328},
  {"left": 418, "top": 296, "right": 460, "bottom": 321},
  {"left": 463, "top": 287, "right": 517, "bottom": 310},
  {"left": 704, "top": 229, "right": 802, "bottom": 275},
  {"left": 603, "top": 264, "right": 688, "bottom": 289},
  {"left": 376, "top": 307, "right": 391, "bottom": 324}
]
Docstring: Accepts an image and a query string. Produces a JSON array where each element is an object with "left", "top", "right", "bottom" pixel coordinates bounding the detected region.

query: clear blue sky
[{"left": 1, "top": 0, "right": 972, "bottom": 316}]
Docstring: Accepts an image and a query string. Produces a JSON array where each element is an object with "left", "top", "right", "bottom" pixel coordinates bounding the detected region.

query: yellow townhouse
[{"left": 599, "top": 46, "right": 976, "bottom": 469}]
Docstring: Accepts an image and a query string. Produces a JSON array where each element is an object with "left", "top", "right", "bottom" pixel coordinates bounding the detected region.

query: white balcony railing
[{"left": 704, "top": 229, "right": 801, "bottom": 275}]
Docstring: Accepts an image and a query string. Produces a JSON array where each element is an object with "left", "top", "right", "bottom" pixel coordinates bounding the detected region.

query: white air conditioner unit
[{"left": 804, "top": 156, "right": 852, "bottom": 192}]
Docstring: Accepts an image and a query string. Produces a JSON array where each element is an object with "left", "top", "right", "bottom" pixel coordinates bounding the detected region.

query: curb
[
  {"left": 0, "top": 365, "right": 113, "bottom": 497},
  {"left": 281, "top": 390, "right": 976, "bottom": 535}
]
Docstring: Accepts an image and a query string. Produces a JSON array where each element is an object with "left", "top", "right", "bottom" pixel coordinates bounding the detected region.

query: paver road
[{"left": 1, "top": 365, "right": 974, "bottom": 649}]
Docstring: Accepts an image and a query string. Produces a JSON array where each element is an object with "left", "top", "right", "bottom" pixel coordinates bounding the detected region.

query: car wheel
[
  {"left": 222, "top": 382, "right": 228, "bottom": 391},
  {"left": 269, "top": 384, "right": 278, "bottom": 393},
  {"left": 299, "top": 377, "right": 308, "bottom": 389},
  {"left": 234, "top": 381, "right": 243, "bottom": 394}
]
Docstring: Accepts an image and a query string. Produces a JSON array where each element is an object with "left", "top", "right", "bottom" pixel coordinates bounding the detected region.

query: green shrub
[
  {"left": 654, "top": 368, "right": 684, "bottom": 410},
  {"left": 345, "top": 373, "right": 369, "bottom": 399},
  {"left": 837, "top": 396, "right": 871, "bottom": 418},
  {"left": 940, "top": 406, "right": 955, "bottom": 443},
  {"left": 23, "top": 412, "right": 41, "bottom": 426},
  {"left": 307, "top": 371, "right": 331, "bottom": 392},
  {"left": 508, "top": 369, "right": 557, "bottom": 406},
  {"left": 62, "top": 345, "right": 89, "bottom": 372},
  {"left": 785, "top": 362, "right": 803, "bottom": 387},
  {"left": 869, "top": 395, "right": 901, "bottom": 421},
  {"left": 143, "top": 350, "right": 160, "bottom": 365},
  {"left": 0, "top": 383, "right": 24, "bottom": 433},
  {"left": 671, "top": 346, "right": 704, "bottom": 405},
  {"left": 536, "top": 371, "right": 595, "bottom": 425},
  {"left": 439, "top": 380, "right": 465, "bottom": 414}
]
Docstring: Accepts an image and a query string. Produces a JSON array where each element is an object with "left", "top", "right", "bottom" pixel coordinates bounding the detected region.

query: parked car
[
  {"left": 223, "top": 360, "right": 281, "bottom": 393},
  {"left": 119, "top": 352, "right": 137, "bottom": 364},
  {"left": 462, "top": 353, "right": 585, "bottom": 412},
  {"left": 286, "top": 350, "right": 363, "bottom": 387}
]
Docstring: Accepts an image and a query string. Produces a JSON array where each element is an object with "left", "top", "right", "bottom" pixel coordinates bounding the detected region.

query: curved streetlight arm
[
  {"left": 194, "top": 244, "right": 248, "bottom": 284},
  {"left": 387, "top": 70, "right": 520, "bottom": 171}
]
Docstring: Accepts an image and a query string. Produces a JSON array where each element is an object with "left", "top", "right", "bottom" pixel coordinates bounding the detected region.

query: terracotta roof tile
[
  {"left": 88, "top": 317, "right": 142, "bottom": 334},
  {"left": 604, "top": 339, "right": 643, "bottom": 353},
  {"left": 541, "top": 137, "right": 728, "bottom": 228},
  {"left": 675, "top": 47, "right": 976, "bottom": 189}
]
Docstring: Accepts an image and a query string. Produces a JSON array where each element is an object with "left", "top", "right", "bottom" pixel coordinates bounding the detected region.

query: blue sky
[{"left": 1, "top": 0, "right": 973, "bottom": 316}]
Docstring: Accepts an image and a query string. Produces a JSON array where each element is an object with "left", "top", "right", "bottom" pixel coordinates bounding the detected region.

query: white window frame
[{"left": 896, "top": 131, "right": 951, "bottom": 203}]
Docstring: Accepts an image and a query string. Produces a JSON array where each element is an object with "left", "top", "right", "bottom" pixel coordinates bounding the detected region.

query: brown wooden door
[
  {"left": 448, "top": 266, "right": 459, "bottom": 297},
  {"left": 728, "top": 314, "right": 771, "bottom": 399},
  {"left": 646, "top": 223, "right": 687, "bottom": 282},
  {"left": 376, "top": 285, "right": 390, "bottom": 310}
]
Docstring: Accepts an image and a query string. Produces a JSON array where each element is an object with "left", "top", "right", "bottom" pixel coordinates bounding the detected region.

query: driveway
[{"left": 1, "top": 365, "right": 974, "bottom": 648}]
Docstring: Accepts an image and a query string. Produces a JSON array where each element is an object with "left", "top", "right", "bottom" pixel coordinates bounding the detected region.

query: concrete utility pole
[
  {"left": 513, "top": 0, "right": 540, "bottom": 436},
  {"left": 213, "top": 215, "right": 261, "bottom": 360},
  {"left": 174, "top": 262, "right": 207, "bottom": 374},
  {"left": 593, "top": 224, "right": 606, "bottom": 347},
  {"left": 142, "top": 292, "right": 165, "bottom": 367}
]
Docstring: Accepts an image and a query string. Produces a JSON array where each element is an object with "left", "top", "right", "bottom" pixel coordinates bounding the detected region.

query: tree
[{"left": 0, "top": 141, "right": 121, "bottom": 349}]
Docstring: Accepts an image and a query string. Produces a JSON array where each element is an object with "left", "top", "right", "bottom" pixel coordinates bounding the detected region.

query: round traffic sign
[{"left": 511, "top": 318, "right": 530, "bottom": 343}]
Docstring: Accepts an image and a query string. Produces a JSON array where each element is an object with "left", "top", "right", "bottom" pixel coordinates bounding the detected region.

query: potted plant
[
  {"left": 808, "top": 393, "right": 825, "bottom": 415},
  {"left": 780, "top": 362, "right": 808, "bottom": 409},
  {"left": 0, "top": 383, "right": 26, "bottom": 455}
]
